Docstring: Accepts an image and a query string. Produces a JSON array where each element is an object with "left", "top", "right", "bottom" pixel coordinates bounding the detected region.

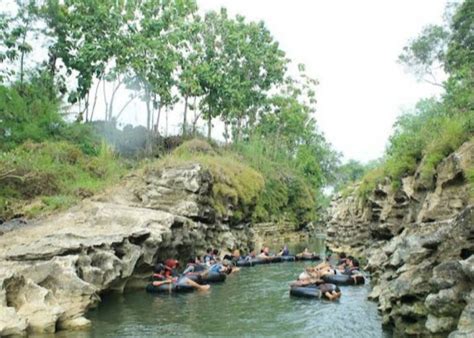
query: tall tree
[{"left": 1, "top": 0, "right": 38, "bottom": 87}]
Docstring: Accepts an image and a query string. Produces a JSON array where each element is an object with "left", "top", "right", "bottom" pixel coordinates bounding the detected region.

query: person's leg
[{"left": 185, "top": 278, "right": 210, "bottom": 291}]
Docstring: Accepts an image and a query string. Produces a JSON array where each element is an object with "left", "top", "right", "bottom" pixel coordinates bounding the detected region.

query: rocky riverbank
[
  {"left": 327, "top": 140, "right": 474, "bottom": 336},
  {"left": 0, "top": 163, "right": 260, "bottom": 335}
]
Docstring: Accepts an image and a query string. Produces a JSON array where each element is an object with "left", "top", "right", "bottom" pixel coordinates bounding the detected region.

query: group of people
[
  {"left": 231, "top": 245, "right": 316, "bottom": 261},
  {"left": 291, "top": 252, "right": 363, "bottom": 300},
  {"left": 151, "top": 248, "right": 241, "bottom": 291},
  {"left": 150, "top": 246, "right": 362, "bottom": 298}
]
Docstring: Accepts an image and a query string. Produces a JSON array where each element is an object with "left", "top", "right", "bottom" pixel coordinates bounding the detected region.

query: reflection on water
[{"left": 33, "top": 239, "right": 390, "bottom": 337}]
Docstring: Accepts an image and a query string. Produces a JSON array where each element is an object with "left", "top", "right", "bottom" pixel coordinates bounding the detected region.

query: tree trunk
[
  {"left": 146, "top": 89, "right": 151, "bottom": 131},
  {"left": 192, "top": 97, "right": 199, "bottom": 136},
  {"left": 145, "top": 89, "right": 152, "bottom": 154},
  {"left": 19, "top": 25, "right": 28, "bottom": 89},
  {"left": 48, "top": 51, "right": 57, "bottom": 78},
  {"left": 19, "top": 51, "right": 25, "bottom": 88},
  {"left": 103, "top": 79, "right": 109, "bottom": 121},
  {"left": 234, "top": 118, "right": 242, "bottom": 144},
  {"left": 207, "top": 116, "right": 212, "bottom": 140},
  {"left": 224, "top": 121, "right": 229, "bottom": 144},
  {"left": 90, "top": 76, "right": 102, "bottom": 122},
  {"left": 108, "top": 76, "right": 123, "bottom": 121},
  {"left": 156, "top": 104, "right": 162, "bottom": 135},
  {"left": 115, "top": 94, "right": 136, "bottom": 120},
  {"left": 182, "top": 95, "right": 188, "bottom": 136},
  {"left": 84, "top": 93, "right": 90, "bottom": 122}
]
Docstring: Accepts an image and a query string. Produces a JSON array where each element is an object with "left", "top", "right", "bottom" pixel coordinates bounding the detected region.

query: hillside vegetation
[
  {"left": 356, "top": 1, "right": 473, "bottom": 199},
  {"left": 0, "top": 0, "right": 339, "bottom": 225}
]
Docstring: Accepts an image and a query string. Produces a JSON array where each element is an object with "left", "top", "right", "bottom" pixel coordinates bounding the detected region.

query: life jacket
[{"left": 165, "top": 259, "right": 179, "bottom": 269}]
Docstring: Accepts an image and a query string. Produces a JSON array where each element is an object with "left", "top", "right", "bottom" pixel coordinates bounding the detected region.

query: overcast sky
[{"left": 196, "top": 0, "right": 447, "bottom": 162}]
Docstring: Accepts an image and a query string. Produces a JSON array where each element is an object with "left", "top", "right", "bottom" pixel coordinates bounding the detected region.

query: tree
[
  {"left": 398, "top": 24, "right": 449, "bottom": 88},
  {"left": 444, "top": 0, "right": 474, "bottom": 112},
  {"left": 43, "top": 0, "right": 139, "bottom": 120},
  {"left": 177, "top": 14, "right": 204, "bottom": 136},
  {"left": 125, "top": 0, "right": 197, "bottom": 136},
  {"left": 193, "top": 9, "right": 288, "bottom": 141},
  {"left": 1, "top": 0, "right": 39, "bottom": 87}
]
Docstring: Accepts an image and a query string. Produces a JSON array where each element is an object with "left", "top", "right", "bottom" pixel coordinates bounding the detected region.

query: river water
[{"left": 47, "top": 241, "right": 390, "bottom": 337}]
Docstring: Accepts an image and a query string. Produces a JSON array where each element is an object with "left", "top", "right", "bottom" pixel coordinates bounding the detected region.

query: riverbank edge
[
  {"left": 0, "top": 158, "right": 318, "bottom": 336},
  {"left": 326, "top": 140, "right": 474, "bottom": 337}
]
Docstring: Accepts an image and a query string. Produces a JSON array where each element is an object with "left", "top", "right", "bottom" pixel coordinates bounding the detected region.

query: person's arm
[
  {"left": 152, "top": 278, "right": 172, "bottom": 286},
  {"left": 183, "top": 265, "right": 194, "bottom": 274}
]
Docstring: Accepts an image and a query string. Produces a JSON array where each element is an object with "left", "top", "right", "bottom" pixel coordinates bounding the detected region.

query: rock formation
[
  {"left": 0, "top": 163, "right": 259, "bottom": 335},
  {"left": 327, "top": 140, "right": 474, "bottom": 336}
]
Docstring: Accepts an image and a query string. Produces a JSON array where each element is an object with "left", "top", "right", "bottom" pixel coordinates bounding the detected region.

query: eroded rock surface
[
  {"left": 327, "top": 140, "right": 474, "bottom": 336},
  {"left": 0, "top": 163, "right": 259, "bottom": 335}
]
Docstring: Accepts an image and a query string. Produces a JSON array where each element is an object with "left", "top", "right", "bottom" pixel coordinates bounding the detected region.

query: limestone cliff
[
  {"left": 0, "top": 163, "right": 259, "bottom": 335},
  {"left": 327, "top": 140, "right": 474, "bottom": 336}
]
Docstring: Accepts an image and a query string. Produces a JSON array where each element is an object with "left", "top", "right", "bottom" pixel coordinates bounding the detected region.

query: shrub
[
  {"left": 0, "top": 140, "right": 125, "bottom": 220},
  {"left": 357, "top": 167, "right": 386, "bottom": 200}
]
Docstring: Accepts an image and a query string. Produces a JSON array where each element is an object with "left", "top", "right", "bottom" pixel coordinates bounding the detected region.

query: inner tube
[
  {"left": 269, "top": 256, "right": 282, "bottom": 263},
  {"left": 236, "top": 256, "right": 297, "bottom": 266},
  {"left": 235, "top": 259, "right": 253, "bottom": 267},
  {"left": 185, "top": 270, "right": 227, "bottom": 284},
  {"left": 146, "top": 277, "right": 195, "bottom": 293},
  {"left": 322, "top": 273, "right": 365, "bottom": 285},
  {"left": 290, "top": 283, "right": 340, "bottom": 299},
  {"left": 295, "top": 254, "right": 320, "bottom": 261},
  {"left": 279, "top": 255, "right": 296, "bottom": 262},
  {"left": 289, "top": 285, "right": 322, "bottom": 298},
  {"left": 236, "top": 258, "right": 268, "bottom": 267}
]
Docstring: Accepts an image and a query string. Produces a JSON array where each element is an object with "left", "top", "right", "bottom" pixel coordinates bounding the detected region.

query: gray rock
[
  {"left": 326, "top": 140, "right": 474, "bottom": 336},
  {"left": 0, "top": 162, "right": 262, "bottom": 335},
  {"left": 426, "top": 314, "right": 457, "bottom": 333}
]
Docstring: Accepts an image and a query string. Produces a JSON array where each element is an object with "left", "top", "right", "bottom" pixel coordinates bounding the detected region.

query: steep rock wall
[
  {"left": 0, "top": 163, "right": 258, "bottom": 336},
  {"left": 327, "top": 140, "right": 474, "bottom": 336}
]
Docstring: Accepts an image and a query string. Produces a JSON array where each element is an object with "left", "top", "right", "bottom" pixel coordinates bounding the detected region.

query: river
[{"left": 43, "top": 241, "right": 390, "bottom": 337}]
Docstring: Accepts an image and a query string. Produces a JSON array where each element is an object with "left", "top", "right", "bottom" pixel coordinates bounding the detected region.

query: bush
[
  {"left": 0, "top": 140, "right": 125, "bottom": 220},
  {"left": 173, "top": 138, "right": 217, "bottom": 157},
  {"left": 356, "top": 95, "right": 472, "bottom": 199},
  {"left": 233, "top": 138, "right": 319, "bottom": 226},
  {"left": 0, "top": 75, "right": 102, "bottom": 155},
  {"left": 357, "top": 167, "right": 386, "bottom": 200}
]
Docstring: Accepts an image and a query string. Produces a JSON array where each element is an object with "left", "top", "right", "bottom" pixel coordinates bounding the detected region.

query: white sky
[{"left": 196, "top": 0, "right": 447, "bottom": 162}]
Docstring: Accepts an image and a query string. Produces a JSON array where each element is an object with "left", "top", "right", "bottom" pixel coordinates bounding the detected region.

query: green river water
[{"left": 40, "top": 241, "right": 390, "bottom": 337}]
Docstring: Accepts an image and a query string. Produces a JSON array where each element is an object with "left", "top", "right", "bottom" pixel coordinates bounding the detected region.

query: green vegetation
[
  {"left": 0, "top": 1, "right": 339, "bottom": 226},
  {"left": 0, "top": 140, "right": 125, "bottom": 219},
  {"left": 146, "top": 139, "right": 265, "bottom": 224},
  {"left": 357, "top": 1, "right": 473, "bottom": 198},
  {"left": 0, "top": 75, "right": 101, "bottom": 154},
  {"left": 146, "top": 137, "right": 332, "bottom": 226}
]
